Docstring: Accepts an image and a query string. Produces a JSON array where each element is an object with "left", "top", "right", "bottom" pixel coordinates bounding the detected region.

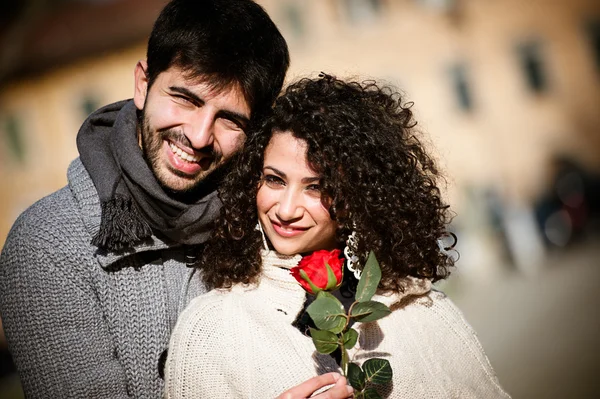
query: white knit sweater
[{"left": 165, "top": 251, "right": 510, "bottom": 398}]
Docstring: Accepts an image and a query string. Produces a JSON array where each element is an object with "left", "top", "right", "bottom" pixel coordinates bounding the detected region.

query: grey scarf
[{"left": 77, "top": 100, "right": 222, "bottom": 252}]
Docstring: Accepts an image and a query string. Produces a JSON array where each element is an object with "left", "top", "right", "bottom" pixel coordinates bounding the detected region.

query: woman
[{"left": 164, "top": 75, "right": 510, "bottom": 398}]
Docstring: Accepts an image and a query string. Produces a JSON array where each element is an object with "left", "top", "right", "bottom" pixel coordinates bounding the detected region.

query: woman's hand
[{"left": 276, "top": 372, "right": 354, "bottom": 399}]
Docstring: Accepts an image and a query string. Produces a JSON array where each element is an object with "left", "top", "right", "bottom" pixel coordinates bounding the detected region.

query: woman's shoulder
[
  {"left": 168, "top": 287, "right": 257, "bottom": 362},
  {"left": 175, "top": 283, "right": 267, "bottom": 334},
  {"left": 367, "top": 286, "right": 511, "bottom": 397},
  {"left": 373, "top": 281, "right": 490, "bottom": 355},
  {"left": 180, "top": 285, "right": 254, "bottom": 320},
  {"left": 378, "top": 284, "right": 477, "bottom": 332}
]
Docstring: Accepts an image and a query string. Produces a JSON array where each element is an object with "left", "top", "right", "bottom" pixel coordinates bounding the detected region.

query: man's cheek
[{"left": 223, "top": 132, "right": 246, "bottom": 157}]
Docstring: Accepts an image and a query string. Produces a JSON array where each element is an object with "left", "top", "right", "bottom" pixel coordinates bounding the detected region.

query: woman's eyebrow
[
  {"left": 264, "top": 166, "right": 285, "bottom": 178},
  {"left": 263, "top": 167, "right": 319, "bottom": 184}
]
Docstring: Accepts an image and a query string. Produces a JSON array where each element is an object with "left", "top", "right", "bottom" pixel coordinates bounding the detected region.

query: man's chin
[
  {"left": 157, "top": 166, "right": 223, "bottom": 196},
  {"left": 161, "top": 176, "right": 207, "bottom": 194}
]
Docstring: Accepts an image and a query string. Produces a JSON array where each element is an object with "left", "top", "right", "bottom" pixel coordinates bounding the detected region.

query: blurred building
[{"left": 1, "top": 0, "right": 599, "bottom": 264}]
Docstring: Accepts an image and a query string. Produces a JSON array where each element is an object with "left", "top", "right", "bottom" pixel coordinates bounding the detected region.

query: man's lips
[
  {"left": 168, "top": 141, "right": 202, "bottom": 162},
  {"left": 270, "top": 220, "right": 309, "bottom": 238},
  {"left": 164, "top": 140, "right": 212, "bottom": 174}
]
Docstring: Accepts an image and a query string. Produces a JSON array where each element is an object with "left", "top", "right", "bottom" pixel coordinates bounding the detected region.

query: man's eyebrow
[{"left": 170, "top": 86, "right": 203, "bottom": 104}]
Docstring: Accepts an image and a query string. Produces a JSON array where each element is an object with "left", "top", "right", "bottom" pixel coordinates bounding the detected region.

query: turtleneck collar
[{"left": 260, "top": 249, "right": 302, "bottom": 269}]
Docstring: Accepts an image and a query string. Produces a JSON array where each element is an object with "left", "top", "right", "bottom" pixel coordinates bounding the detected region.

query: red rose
[{"left": 291, "top": 249, "right": 344, "bottom": 294}]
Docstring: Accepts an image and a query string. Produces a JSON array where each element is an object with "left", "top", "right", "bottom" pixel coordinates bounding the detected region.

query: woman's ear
[{"left": 133, "top": 60, "right": 149, "bottom": 111}]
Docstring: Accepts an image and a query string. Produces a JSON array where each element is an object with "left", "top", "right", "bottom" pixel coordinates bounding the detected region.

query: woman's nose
[{"left": 276, "top": 189, "right": 304, "bottom": 221}]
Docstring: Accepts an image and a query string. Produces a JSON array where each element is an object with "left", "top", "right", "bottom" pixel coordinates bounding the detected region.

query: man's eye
[
  {"left": 174, "top": 95, "right": 194, "bottom": 106},
  {"left": 264, "top": 175, "right": 284, "bottom": 187},
  {"left": 219, "top": 118, "right": 245, "bottom": 132}
]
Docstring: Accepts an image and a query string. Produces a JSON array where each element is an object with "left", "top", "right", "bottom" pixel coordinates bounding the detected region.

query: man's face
[{"left": 133, "top": 63, "right": 251, "bottom": 193}]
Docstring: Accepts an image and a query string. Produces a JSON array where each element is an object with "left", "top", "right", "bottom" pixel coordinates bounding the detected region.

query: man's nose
[
  {"left": 187, "top": 109, "right": 215, "bottom": 150},
  {"left": 276, "top": 189, "right": 304, "bottom": 221}
]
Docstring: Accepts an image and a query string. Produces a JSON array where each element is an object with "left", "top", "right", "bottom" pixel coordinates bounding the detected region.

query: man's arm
[{"left": 0, "top": 195, "right": 130, "bottom": 398}]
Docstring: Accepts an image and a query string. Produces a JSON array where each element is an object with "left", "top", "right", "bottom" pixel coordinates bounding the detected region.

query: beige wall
[
  {"left": 0, "top": 0, "right": 598, "bottom": 248},
  {"left": 0, "top": 45, "right": 146, "bottom": 245}
]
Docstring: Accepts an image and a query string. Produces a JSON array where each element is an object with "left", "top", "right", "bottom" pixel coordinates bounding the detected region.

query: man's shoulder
[
  {"left": 2, "top": 183, "right": 91, "bottom": 260},
  {"left": 7, "top": 157, "right": 98, "bottom": 243},
  {"left": 10, "top": 185, "right": 80, "bottom": 234}
]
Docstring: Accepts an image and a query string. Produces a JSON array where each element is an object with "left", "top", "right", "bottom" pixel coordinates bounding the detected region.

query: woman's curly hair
[{"left": 200, "top": 74, "right": 455, "bottom": 293}]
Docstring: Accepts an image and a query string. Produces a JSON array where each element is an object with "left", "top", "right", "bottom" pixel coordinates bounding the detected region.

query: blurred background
[{"left": 0, "top": 0, "right": 599, "bottom": 397}]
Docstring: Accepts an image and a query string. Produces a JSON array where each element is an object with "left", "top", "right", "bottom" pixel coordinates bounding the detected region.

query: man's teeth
[{"left": 169, "top": 142, "right": 200, "bottom": 163}]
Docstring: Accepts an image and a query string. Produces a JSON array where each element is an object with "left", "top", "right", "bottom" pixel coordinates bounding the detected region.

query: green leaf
[
  {"left": 355, "top": 251, "right": 382, "bottom": 302},
  {"left": 363, "top": 388, "right": 383, "bottom": 399},
  {"left": 343, "top": 328, "right": 359, "bottom": 349},
  {"left": 309, "top": 328, "right": 339, "bottom": 354},
  {"left": 346, "top": 362, "right": 365, "bottom": 391},
  {"left": 324, "top": 262, "right": 339, "bottom": 290},
  {"left": 299, "top": 269, "right": 322, "bottom": 294},
  {"left": 363, "top": 358, "right": 393, "bottom": 384},
  {"left": 350, "top": 301, "right": 391, "bottom": 323},
  {"left": 306, "top": 291, "right": 347, "bottom": 334}
]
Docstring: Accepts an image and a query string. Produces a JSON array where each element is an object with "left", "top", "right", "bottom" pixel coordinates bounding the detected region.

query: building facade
[{"left": 1, "top": 0, "right": 599, "bottom": 256}]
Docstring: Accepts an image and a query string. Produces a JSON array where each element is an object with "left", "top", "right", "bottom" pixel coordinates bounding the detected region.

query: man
[{"left": 0, "top": 1, "right": 352, "bottom": 398}]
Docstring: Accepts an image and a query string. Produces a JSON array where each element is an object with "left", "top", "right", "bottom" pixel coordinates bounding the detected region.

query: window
[
  {"left": 283, "top": 3, "right": 305, "bottom": 40},
  {"left": 81, "top": 95, "right": 100, "bottom": 119},
  {"left": 341, "top": 0, "right": 382, "bottom": 24},
  {"left": 2, "top": 114, "right": 26, "bottom": 164},
  {"left": 517, "top": 41, "right": 548, "bottom": 93},
  {"left": 450, "top": 63, "right": 474, "bottom": 111},
  {"left": 584, "top": 19, "right": 600, "bottom": 71},
  {"left": 415, "top": 0, "right": 455, "bottom": 11}
]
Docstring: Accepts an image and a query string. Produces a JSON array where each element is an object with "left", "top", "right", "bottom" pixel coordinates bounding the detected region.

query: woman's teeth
[{"left": 169, "top": 142, "right": 200, "bottom": 163}]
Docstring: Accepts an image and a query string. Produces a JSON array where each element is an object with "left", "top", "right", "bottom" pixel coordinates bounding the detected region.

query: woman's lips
[{"left": 271, "top": 220, "right": 308, "bottom": 238}]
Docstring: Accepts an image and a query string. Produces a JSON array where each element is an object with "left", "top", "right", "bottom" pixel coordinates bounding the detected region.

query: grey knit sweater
[{"left": 0, "top": 158, "right": 207, "bottom": 399}]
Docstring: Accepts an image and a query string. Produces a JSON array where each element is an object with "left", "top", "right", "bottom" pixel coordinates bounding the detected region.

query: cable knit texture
[
  {"left": 0, "top": 157, "right": 207, "bottom": 399},
  {"left": 165, "top": 251, "right": 511, "bottom": 398}
]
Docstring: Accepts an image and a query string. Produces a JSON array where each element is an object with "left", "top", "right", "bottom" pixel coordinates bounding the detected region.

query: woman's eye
[
  {"left": 264, "top": 175, "right": 284, "bottom": 187},
  {"left": 305, "top": 184, "right": 322, "bottom": 197}
]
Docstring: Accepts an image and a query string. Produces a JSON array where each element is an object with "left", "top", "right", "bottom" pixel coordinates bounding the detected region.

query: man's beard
[{"left": 138, "top": 110, "right": 223, "bottom": 196}]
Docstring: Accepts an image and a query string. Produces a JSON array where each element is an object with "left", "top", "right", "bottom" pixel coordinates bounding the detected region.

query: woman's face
[{"left": 257, "top": 132, "right": 338, "bottom": 256}]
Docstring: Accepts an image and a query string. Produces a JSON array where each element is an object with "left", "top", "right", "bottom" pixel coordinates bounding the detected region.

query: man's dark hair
[{"left": 146, "top": 0, "right": 290, "bottom": 117}]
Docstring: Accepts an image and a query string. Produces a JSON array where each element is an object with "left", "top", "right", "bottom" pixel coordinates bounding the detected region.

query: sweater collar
[
  {"left": 256, "top": 250, "right": 306, "bottom": 322},
  {"left": 260, "top": 249, "right": 302, "bottom": 269}
]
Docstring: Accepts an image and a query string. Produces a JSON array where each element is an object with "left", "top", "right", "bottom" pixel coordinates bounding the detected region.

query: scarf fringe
[{"left": 92, "top": 196, "right": 153, "bottom": 251}]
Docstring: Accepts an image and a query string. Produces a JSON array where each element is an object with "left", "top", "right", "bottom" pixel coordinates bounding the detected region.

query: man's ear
[{"left": 133, "top": 60, "right": 149, "bottom": 111}]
